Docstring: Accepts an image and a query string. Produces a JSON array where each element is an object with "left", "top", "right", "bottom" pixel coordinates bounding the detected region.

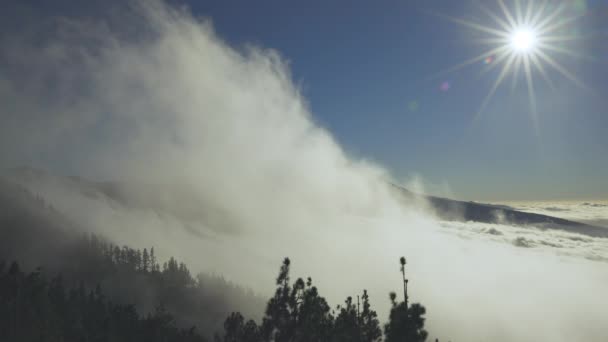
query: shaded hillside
[
  {"left": 0, "top": 178, "right": 78, "bottom": 270},
  {"left": 4, "top": 167, "right": 240, "bottom": 234},
  {"left": 0, "top": 261, "right": 207, "bottom": 342},
  {"left": 0, "top": 178, "right": 265, "bottom": 338}
]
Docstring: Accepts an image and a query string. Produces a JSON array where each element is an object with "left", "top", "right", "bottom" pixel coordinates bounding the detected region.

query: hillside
[
  {"left": 0, "top": 177, "right": 265, "bottom": 338},
  {"left": 393, "top": 185, "right": 608, "bottom": 238}
]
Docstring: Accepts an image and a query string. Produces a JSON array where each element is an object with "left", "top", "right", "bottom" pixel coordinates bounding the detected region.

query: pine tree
[
  {"left": 150, "top": 247, "right": 159, "bottom": 272},
  {"left": 359, "top": 290, "right": 382, "bottom": 342},
  {"left": 294, "top": 276, "right": 334, "bottom": 341},
  {"left": 143, "top": 248, "right": 150, "bottom": 273},
  {"left": 384, "top": 257, "right": 428, "bottom": 342},
  {"left": 333, "top": 290, "right": 381, "bottom": 342},
  {"left": 136, "top": 249, "right": 143, "bottom": 271},
  {"left": 261, "top": 257, "right": 293, "bottom": 341},
  {"left": 334, "top": 296, "right": 359, "bottom": 341},
  {"left": 221, "top": 312, "right": 261, "bottom": 342},
  {"left": 260, "top": 258, "right": 334, "bottom": 342},
  {"left": 0, "top": 261, "right": 207, "bottom": 342}
]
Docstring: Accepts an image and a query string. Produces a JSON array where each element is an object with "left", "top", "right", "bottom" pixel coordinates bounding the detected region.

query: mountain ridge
[{"left": 391, "top": 184, "right": 608, "bottom": 238}]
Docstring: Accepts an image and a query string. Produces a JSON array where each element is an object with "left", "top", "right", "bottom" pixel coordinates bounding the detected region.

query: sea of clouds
[{"left": 504, "top": 200, "right": 608, "bottom": 228}]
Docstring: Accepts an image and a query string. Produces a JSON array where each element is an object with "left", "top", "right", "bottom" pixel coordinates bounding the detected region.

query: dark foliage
[
  {"left": 0, "top": 181, "right": 440, "bottom": 341},
  {"left": 384, "top": 294, "right": 428, "bottom": 342},
  {"left": 0, "top": 260, "right": 207, "bottom": 342},
  {"left": 333, "top": 290, "right": 382, "bottom": 342},
  {"left": 219, "top": 312, "right": 261, "bottom": 342},
  {"left": 382, "top": 256, "right": 428, "bottom": 341},
  {"left": 219, "top": 257, "right": 431, "bottom": 342},
  {"left": 259, "top": 258, "right": 334, "bottom": 342},
  {"left": 0, "top": 253, "right": 434, "bottom": 342},
  {"left": 0, "top": 179, "right": 265, "bottom": 337},
  {"left": 59, "top": 234, "right": 264, "bottom": 337}
]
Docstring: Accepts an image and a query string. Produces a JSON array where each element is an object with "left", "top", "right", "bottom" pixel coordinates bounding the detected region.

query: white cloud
[{"left": 503, "top": 201, "right": 608, "bottom": 227}]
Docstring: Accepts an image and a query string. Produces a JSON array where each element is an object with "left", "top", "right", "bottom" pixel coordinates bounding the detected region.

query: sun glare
[
  {"left": 510, "top": 28, "right": 536, "bottom": 52},
  {"left": 436, "top": 0, "right": 587, "bottom": 126}
]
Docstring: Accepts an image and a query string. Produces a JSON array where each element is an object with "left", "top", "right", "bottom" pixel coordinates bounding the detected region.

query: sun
[
  {"left": 434, "top": 0, "right": 587, "bottom": 125},
  {"left": 510, "top": 28, "right": 536, "bottom": 53}
]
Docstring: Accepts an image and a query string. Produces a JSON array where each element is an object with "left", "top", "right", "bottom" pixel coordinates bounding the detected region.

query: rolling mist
[{"left": 1, "top": 1, "right": 607, "bottom": 341}]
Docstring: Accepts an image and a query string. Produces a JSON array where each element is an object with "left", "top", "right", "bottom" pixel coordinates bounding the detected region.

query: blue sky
[
  {"left": 180, "top": 0, "right": 608, "bottom": 201},
  {"left": 5, "top": 0, "right": 608, "bottom": 201}
]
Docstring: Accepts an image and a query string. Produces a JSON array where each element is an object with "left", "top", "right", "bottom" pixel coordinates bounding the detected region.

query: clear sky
[
  {"left": 5, "top": 0, "right": 608, "bottom": 201},
  {"left": 181, "top": 0, "right": 608, "bottom": 201}
]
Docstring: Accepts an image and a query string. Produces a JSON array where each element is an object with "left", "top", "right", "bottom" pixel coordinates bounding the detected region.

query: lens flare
[{"left": 433, "top": 0, "right": 589, "bottom": 127}]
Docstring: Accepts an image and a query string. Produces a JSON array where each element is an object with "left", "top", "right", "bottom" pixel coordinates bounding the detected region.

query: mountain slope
[
  {"left": 0, "top": 175, "right": 265, "bottom": 337},
  {"left": 392, "top": 185, "right": 608, "bottom": 238}
]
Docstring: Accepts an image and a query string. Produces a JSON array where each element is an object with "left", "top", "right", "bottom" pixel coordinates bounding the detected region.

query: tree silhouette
[
  {"left": 217, "top": 257, "right": 436, "bottom": 342},
  {"left": 333, "top": 290, "right": 381, "bottom": 342},
  {"left": 259, "top": 258, "right": 334, "bottom": 342},
  {"left": 359, "top": 290, "right": 382, "bottom": 342},
  {"left": 400, "top": 257, "right": 408, "bottom": 310},
  {"left": 292, "top": 276, "right": 334, "bottom": 341},
  {"left": 0, "top": 260, "right": 207, "bottom": 342},
  {"left": 143, "top": 248, "right": 150, "bottom": 273},
  {"left": 220, "top": 312, "right": 261, "bottom": 342},
  {"left": 384, "top": 257, "right": 428, "bottom": 342},
  {"left": 334, "top": 295, "right": 360, "bottom": 341},
  {"left": 1, "top": 222, "right": 442, "bottom": 342},
  {"left": 150, "top": 247, "right": 159, "bottom": 273}
]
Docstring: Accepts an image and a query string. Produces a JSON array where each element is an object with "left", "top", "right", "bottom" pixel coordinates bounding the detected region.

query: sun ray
[
  {"left": 523, "top": 54, "right": 539, "bottom": 134},
  {"left": 429, "top": 45, "right": 510, "bottom": 79},
  {"left": 538, "top": 14, "right": 584, "bottom": 36},
  {"left": 510, "top": 54, "right": 522, "bottom": 92},
  {"left": 537, "top": 43, "right": 595, "bottom": 61},
  {"left": 541, "top": 35, "right": 585, "bottom": 43},
  {"left": 514, "top": 0, "right": 524, "bottom": 26},
  {"left": 474, "top": 52, "right": 517, "bottom": 121},
  {"left": 498, "top": 0, "right": 518, "bottom": 29},
  {"left": 535, "top": 3, "right": 567, "bottom": 33},
  {"left": 529, "top": 0, "right": 549, "bottom": 27},
  {"left": 479, "top": 48, "right": 513, "bottom": 76},
  {"left": 473, "top": 37, "right": 509, "bottom": 45},
  {"left": 436, "top": 0, "right": 588, "bottom": 124},
  {"left": 535, "top": 50, "right": 587, "bottom": 88},
  {"left": 529, "top": 53, "right": 555, "bottom": 90},
  {"left": 523, "top": 0, "right": 534, "bottom": 26},
  {"left": 435, "top": 13, "right": 510, "bottom": 38},
  {"left": 475, "top": 1, "right": 512, "bottom": 32}
]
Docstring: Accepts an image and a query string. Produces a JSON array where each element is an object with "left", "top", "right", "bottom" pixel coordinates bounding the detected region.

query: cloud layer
[{"left": 505, "top": 201, "right": 608, "bottom": 228}]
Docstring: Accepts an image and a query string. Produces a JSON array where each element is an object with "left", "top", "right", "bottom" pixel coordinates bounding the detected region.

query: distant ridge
[{"left": 391, "top": 184, "right": 608, "bottom": 238}]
